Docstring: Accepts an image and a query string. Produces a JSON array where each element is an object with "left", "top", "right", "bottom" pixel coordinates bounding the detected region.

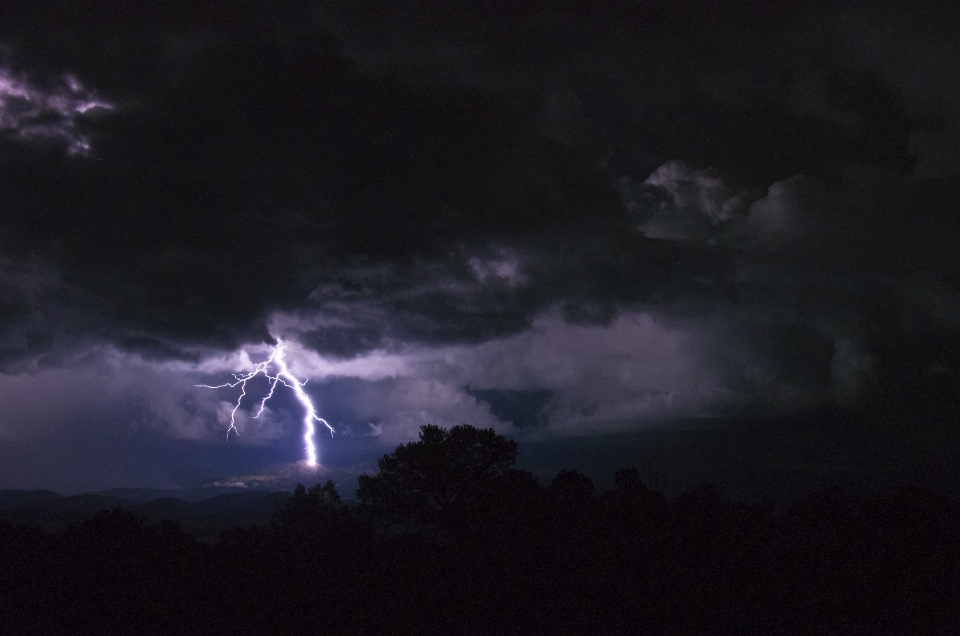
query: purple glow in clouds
[{"left": 196, "top": 342, "right": 333, "bottom": 465}]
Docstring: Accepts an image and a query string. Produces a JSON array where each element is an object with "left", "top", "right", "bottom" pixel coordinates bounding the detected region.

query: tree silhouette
[
  {"left": 357, "top": 424, "right": 518, "bottom": 525},
  {"left": 271, "top": 480, "right": 341, "bottom": 533},
  {"left": 549, "top": 468, "right": 595, "bottom": 507}
]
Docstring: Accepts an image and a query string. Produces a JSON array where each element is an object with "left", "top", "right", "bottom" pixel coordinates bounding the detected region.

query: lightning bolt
[{"left": 196, "top": 342, "right": 333, "bottom": 465}]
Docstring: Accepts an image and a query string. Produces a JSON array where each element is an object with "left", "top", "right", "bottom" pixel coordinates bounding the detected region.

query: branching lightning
[{"left": 196, "top": 342, "right": 333, "bottom": 465}]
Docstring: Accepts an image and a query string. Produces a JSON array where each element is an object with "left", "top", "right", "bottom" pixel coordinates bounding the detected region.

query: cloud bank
[{"left": 0, "top": 1, "right": 958, "bottom": 489}]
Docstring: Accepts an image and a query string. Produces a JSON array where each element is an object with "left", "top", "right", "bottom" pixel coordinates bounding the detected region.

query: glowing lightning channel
[{"left": 196, "top": 342, "right": 333, "bottom": 465}]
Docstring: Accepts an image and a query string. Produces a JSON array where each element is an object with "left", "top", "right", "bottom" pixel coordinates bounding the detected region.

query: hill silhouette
[
  {"left": 0, "top": 488, "right": 293, "bottom": 541},
  {"left": 2, "top": 425, "right": 959, "bottom": 634}
]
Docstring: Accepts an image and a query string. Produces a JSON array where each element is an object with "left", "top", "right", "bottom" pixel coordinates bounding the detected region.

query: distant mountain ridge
[
  {"left": 0, "top": 461, "right": 356, "bottom": 541},
  {"left": 0, "top": 488, "right": 294, "bottom": 541},
  {"left": 0, "top": 489, "right": 62, "bottom": 509}
]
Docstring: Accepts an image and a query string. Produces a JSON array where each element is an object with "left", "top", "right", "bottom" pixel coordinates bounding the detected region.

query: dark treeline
[{"left": 2, "top": 425, "right": 959, "bottom": 634}]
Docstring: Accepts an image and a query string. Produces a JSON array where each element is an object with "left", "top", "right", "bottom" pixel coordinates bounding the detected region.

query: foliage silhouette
[
  {"left": 357, "top": 423, "right": 518, "bottom": 526},
  {"left": 549, "top": 468, "right": 595, "bottom": 507},
  {"left": 2, "top": 432, "right": 960, "bottom": 634},
  {"left": 270, "top": 480, "right": 341, "bottom": 533}
]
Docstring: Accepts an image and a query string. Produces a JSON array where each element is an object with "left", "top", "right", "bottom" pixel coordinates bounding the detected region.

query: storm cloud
[{"left": 1, "top": 1, "right": 959, "bottom": 493}]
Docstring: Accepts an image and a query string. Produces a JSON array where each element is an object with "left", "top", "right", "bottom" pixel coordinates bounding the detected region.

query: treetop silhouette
[{"left": 357, "top": 424, "right": 517, "bottom": 523}]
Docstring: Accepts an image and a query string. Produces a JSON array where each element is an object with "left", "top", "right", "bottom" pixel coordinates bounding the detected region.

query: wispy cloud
[{"left": 0, "top": 64, "right": 113, "bottom": 154}]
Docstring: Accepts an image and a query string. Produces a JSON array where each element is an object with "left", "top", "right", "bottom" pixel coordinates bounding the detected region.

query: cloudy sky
[{"left": 1, "top": 1, "right": 959, "bottom": 496}]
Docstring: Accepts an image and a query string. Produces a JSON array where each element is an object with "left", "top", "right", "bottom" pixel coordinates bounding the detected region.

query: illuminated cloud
[
  {"left": 0, "top": 64, "right": 112, "bottom": 154},
  {"left": 620, "top": 161, "right": 829, "bottom": 250},
  {"left": 195, "top": 343, "right": 334, "bottom": 464}
]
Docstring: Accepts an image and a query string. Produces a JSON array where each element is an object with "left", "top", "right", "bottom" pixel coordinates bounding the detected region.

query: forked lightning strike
[{"left": 196, "top": 342, "right": 333, "bottom": 465}]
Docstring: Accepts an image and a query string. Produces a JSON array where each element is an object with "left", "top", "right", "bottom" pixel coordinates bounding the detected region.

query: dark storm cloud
[
  {"left": 0, "top": 1, "right": 686, "bottom": 361},
  {"left": 618, "top": 162, "right": 832, "bottom": 248},
  {"left": 322, "top": 0, "right": 924, "bottom": 181},
  {"left": 465, "top": 386, "right": 553, "bottom": 429},
  {"left": 0, "top": 0, "right": 957, "bottom": 421},
  {"left": 271, "top": 234, "right": 730, "bottom": 360},
  {"left": 1, "top": 1, "right": 960, "bottom": 497},
  {"left": 0, "top": 256, "right": 105, "bottom": 372}
]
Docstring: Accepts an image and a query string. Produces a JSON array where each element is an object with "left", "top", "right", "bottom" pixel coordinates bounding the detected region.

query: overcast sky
[{"left": 1, "top": 1, "right": 959, "bottom": 496}]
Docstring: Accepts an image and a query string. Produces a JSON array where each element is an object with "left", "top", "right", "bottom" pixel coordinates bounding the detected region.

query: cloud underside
[{"left": 0, "top": 1, "right": 958, "bottom": 454}]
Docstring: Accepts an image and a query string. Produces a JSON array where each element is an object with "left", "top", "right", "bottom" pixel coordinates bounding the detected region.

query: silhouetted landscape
[
  {"left": 4, "top": 1, "right": 960, "bottom": 632},
  {"left": 2, "top": 424, "right": 958, "bottom": 634},
  {"left": 0, "top": 488, "right": 295, "bottom": 542}
]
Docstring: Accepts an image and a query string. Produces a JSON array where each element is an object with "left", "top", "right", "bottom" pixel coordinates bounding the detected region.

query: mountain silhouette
[{"left": 0, "top": 461, "right": 352, "bottom": 541}]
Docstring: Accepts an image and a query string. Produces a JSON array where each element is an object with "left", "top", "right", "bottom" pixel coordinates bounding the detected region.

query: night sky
[{"left": 2, "top": 1, "right": 959, "bottom": 498}]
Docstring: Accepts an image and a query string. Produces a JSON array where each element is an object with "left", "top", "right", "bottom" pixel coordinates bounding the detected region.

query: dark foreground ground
[{"left": 1, "top": 475, "right": 958, "bottom": 635}]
